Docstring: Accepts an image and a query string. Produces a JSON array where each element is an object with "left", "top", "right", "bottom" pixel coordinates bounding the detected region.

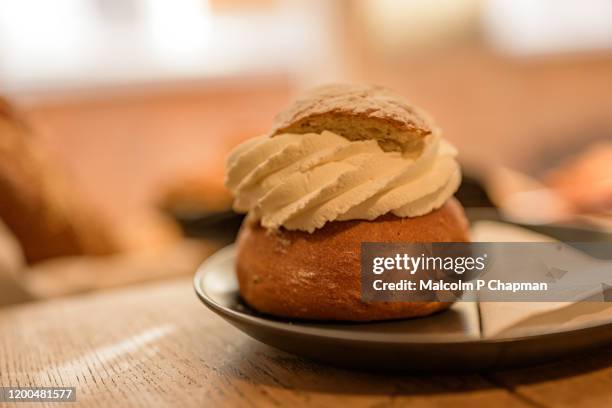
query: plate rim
[{"left": 194, "top": 245, "right": 612, "bottom": 346}]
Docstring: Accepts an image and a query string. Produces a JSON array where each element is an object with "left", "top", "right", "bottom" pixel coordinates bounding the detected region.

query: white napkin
[{"left": 471, "top": 220, "right": 612, "bottom": 338}]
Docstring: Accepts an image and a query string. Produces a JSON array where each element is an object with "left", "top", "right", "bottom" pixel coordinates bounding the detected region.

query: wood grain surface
[{"left": 1, "top": 279, "right": 611, "bottom": 407}]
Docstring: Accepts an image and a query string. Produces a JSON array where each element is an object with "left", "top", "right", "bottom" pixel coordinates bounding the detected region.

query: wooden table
[{"left": 1, "top": 278, "right": 611, "bottom": 407}]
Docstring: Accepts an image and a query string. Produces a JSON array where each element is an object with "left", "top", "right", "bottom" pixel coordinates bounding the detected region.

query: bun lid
[{"left": 269, "top": 83, "right": 437, "bottom": 155}]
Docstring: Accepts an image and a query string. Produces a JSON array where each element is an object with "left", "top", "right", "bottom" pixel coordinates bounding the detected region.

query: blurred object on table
[
  {"left": 544, "top": 141, "right": 612, "bottom": 214},
  {"left": 0, "top": 222, "right": 219, "bottom": 306},
  {"left": 486, "top": 166, "right": 573, "bottom": 225},
  {"left": 115, "top": 209, "right": 183, "bottom": 253},
  {"left": 486, "top": 140, "right": 612, "bottom": 231},
  {"left": 157, "top": 171, "right": 244, "bottom": 241},
  {"left": 0, "top": 96, "right": 120, "bottom": 263},
  {"left": 158, "top": 169, "right": 232, "bottom": 216},
  {"left": 454, "top": 175, "right": 495, "bottom": 208},
  {"left": 1, "top": 93, "right": 187, "bottom": 272},
  {"left": 24, "top": 238, "right": 220, "bottom": 299}
]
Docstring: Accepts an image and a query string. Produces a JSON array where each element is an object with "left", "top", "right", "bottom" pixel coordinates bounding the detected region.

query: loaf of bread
[{"left": 0, "top": 97, "right": 120, "bottom": 263}]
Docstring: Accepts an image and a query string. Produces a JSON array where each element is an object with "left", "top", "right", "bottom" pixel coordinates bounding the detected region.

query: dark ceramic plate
[{"left": 194, "top": 246, "right": 612, "bottom": 372}]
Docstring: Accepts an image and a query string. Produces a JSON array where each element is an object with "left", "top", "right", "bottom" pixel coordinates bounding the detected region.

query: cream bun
[{"left": 225, "top": 84, "right": 468, "bottom": 321}]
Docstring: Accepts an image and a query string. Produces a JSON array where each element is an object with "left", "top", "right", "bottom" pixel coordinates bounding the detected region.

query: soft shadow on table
[
  {"left": 217, "top": 338, "right": 612, "bottom": 397},
  {"left": 217, "top": 340, "right": 497, "bottom": 396},
  {"left": 488, "top": 344, "right": 612, "bottom": 386}
]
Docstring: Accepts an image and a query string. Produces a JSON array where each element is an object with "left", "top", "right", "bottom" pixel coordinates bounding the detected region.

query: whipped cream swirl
[{"left": 225, "top": 131, "right": 461, "bottom": 232}]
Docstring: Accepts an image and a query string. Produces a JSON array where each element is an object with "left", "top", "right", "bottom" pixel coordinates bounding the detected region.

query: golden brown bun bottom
[{"left": 236, "top": 198, "right": 470, "bottom": 322}]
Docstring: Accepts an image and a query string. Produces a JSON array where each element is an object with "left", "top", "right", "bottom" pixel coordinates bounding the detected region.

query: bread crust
[
  {"left": 236, "top": 198, "right": 469, "bottom": 321},
  {"left": 269, "top": 84, "right": 436, "bottom": 154}
]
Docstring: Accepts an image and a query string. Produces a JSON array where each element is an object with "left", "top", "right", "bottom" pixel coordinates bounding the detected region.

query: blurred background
[{"left": 1, "top": 0, "right": 611, "bottom": 304}]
